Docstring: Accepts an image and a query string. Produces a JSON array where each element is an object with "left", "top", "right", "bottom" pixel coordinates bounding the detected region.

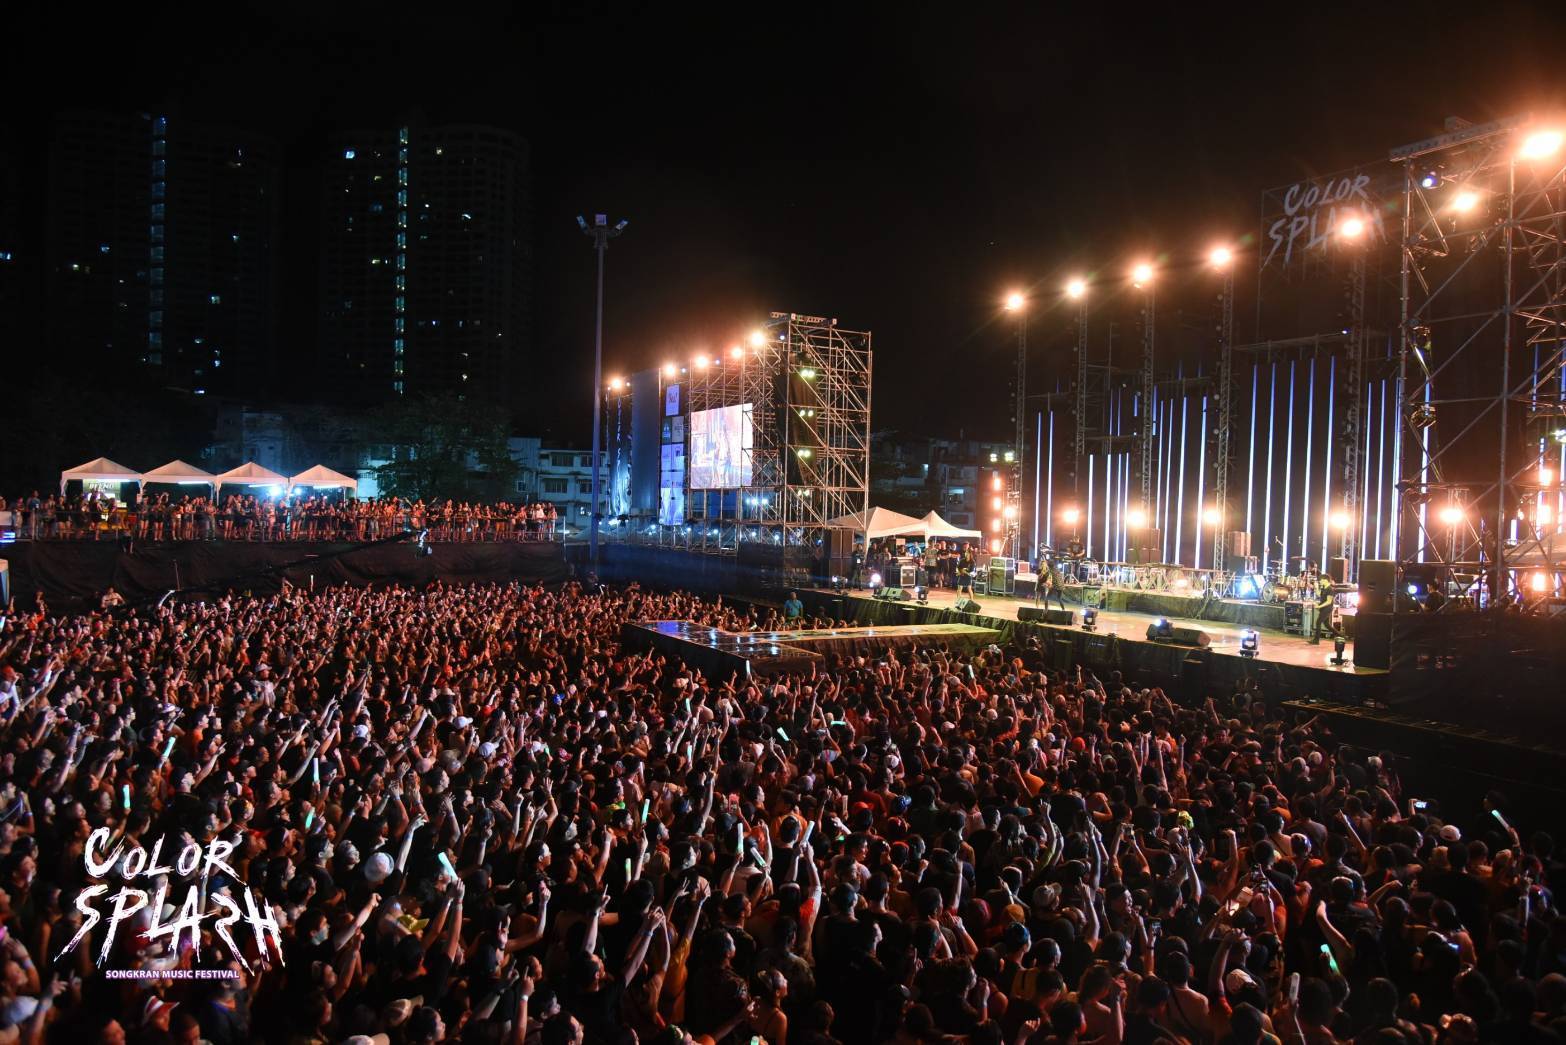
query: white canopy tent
[
  {"left": 918, "top": 510, "right": 982, "bottom": 539},
  {"left": 288, "top": 465, "right": 359, "bottom": 493},
  {"left": 214, "top": 462, "right": 288, "bottom": 491},
  {"left": 825, "top": 507, "right": 926, "bottom": 540},
  {"left": 141, "top": 459, "right": 216, "bottom": 488},
  {"left": 59, "top": 457, "right": 142, "bottom": 494}
]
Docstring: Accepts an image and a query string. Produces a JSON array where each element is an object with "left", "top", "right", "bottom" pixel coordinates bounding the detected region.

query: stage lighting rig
[
  {"left": 1239, "top": 629, "right": 1260, "bottom": 658},
  {"left": 1082, "top": 607, "right": 1098, "bottom": 632}
]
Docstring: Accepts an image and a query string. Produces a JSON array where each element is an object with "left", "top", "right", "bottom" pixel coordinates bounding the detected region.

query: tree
[{"left": 373, "top": 393, "right": 518, "bottom": 502}]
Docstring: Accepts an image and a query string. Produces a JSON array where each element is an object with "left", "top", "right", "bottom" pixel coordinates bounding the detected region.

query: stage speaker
[
  {"left": 1019, "top": 606, "right": 1076, "bottom": 625},
  {"left": 830, "top": 529, "right": 854, "bottom": 559},
  {"left": 1146, "top": 622, "right": 1211, "bottom": 647},
  {"left": 1081, "top": 585, "right": 1103, "bottom": 608},
  {"left": 1227, "top": 531, "right": 1251, "bottom": 557},
  {"left": 1328, "top": 556, "right": 1349, "bottom": 584},
  {"left": 883, "top": 587, "right": 909, "bottom": 601},
  {"left": 1358, "top": 559, "right": 1395, "bottom": 614},
  {"left": 1052, "top": 638, "right": 1075, "bottom": 670},
  {"left": 1179, "top": 650, "right": 1211, "bottom": 703},
  {"left": 954, "top": 597, "right": 982, "bottom": 614},
  {"left": 1354, "top": 611, "right": 1391, "bottom": 669}
]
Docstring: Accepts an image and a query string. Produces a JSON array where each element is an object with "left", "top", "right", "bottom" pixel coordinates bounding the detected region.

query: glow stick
[
  {"left": 438, "top": 851, "right": 458, "bottom": 879},
  {"left": 312, "top": 758, "right": 320, "bottom": 787},
  {"left": 305, "top": 811, "right": 315, "bottom": 831},
  {"left": 1319, "top": 942, "right": 1339, "bottom": 975},
  {"left": 161, "top": 736, "right": 176, "bottom": 763},
  {"left": 122, "top": 784, "right": 131, "bottom": 811},
  {"left": 775, "top": 728, "right": 790, "bottom": 742},
  {"left": 624, "top": 858, "right": 633, "bottom": 881},
  {"left": 641, "top": 798, "right": 651, "bottom": 823}
]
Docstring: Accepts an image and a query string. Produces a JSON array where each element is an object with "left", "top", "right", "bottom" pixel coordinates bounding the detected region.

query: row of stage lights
[
  {"left": 606, "top": 328, "right": 776, "bottom": 393},
  {"left": 998, "top": 128, "right": 1564, "bottom": 313}
]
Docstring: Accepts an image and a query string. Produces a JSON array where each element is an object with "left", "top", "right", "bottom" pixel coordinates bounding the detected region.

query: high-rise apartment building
[
  {"left": 44, "top": 111, "right": 280, "bottom": 395},
  {"left": 319, "top": 122, "right": 530, "bottom": 412}
]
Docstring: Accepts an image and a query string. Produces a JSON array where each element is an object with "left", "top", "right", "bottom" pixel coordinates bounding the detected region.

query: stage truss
[
  {"left": 684, "top": 312, "right": 872, "bottom": 551},
  {"left": 1393, "top": 116, "right": 1566, "bottom": 609}
]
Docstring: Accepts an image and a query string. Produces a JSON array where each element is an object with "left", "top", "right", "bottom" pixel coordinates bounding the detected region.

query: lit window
[{"left": 344, "top": 148, "right": 356, "bottom": 160}]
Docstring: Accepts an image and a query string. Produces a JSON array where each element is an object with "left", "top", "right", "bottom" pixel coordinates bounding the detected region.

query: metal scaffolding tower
[
  {"left": 1210, "top": 266, "right": 1237, "bottom": 570},
  {"left": 1138, "top": 283, "right": 1157, "bottom": 512},
  {"left": 1339, "top": 250, "right": 1368, "bottom": 575},
  {"left": 1393, "top": 115, "right": 1566, "bottom": 609}
]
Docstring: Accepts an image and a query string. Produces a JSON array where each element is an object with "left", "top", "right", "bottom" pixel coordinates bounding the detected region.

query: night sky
[{"left": 9, "top": 1, "right": 1565, "bottom": 443}]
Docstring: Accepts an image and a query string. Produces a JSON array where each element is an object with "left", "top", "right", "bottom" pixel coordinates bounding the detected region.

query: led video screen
[{"left": 688, "top": 404, "right": 753, "bottom": 489}]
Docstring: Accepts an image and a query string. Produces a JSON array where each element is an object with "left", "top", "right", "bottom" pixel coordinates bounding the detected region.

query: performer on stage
[
  {"left": 1043, "top": 552, "right": 1068, "bottom": 611},
  {"left": 1312, "top": 571, "right": 1340, "bottom": 644}
]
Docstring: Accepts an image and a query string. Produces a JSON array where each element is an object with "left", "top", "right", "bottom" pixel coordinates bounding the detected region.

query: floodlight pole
[{"left": 580, "top": 214, "right": 627, "bottom": 574}]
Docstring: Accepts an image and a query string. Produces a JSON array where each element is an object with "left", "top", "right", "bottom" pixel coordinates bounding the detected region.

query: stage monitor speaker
[
  {"left": 1081, "top": 585, "right": 1103, "bottom": 608},
  {"left": 954, "top": 597, "right": 982, "bottom": 614},
  {"left": 1358, "top": 559, "right": 1395, "bottom": 614},
  {"left": 1147, "top": 622, "right": 1211, "bottom": 647},
  {"left": 882, "top": 587, "right": 909, "bottom": 601},
  {"left": 1353, "top": 611, "right": 1391, "bottom": 669},
  {"left": 1328, "top": 556, "right": 1349, "bottom": 584},
  {"left": 1019, "top": 606, "right": 1076, "bottom": 625}
]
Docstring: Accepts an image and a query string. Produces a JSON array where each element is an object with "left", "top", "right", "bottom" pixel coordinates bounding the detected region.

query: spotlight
[
  {"left": 1532, "top": 572, "right": 1550, "bottom": 594},
  {"left": 1420, "top": 171, "right": 1440, "bottom": 190},
  {"left": 609, "top": 376, "right": 623, "bottom": 391},
  {"left": 1438, "top": 504, "right": 1464, "bottom": 526},
  {"left": 1131, "top": 262, "right": 1154, "bottom": 287},
  {"left": 1338, "top": 215, "right": 1366, "bottom": 239},
  {"left": 662, "top": 362, "right": 677, "bottom": 378},
  {"left": 868, "top": 571, "right": 883, "bottom": 591},
  {"left": 1452, "top": 190, "right": 1480, "bottom": 213},
  {"left": 1541, "top": 465, "right": 1555, "bottom": 485},
  {"left": 729, "top": 345, "right": 743, "bottom": 360},
  {"left": 1082, "top": 607, "right": 1098, "bottom": 632},
  {"left": 1520, "top": 129, "right": 1564, "bottom": 160},
  {"left": 1410, "top": 404, "right": 1437, "bottom": 430},
  {"left": 1208, "top": 246, "right": 1233, "bottom": 268},
  {"left": 1127, "top": 508, "right": 1149, "bottom": 528},
  {"left": 1148, "top": 617, "right": 1174, "bottom": 642},
  {"left": 1202, "top": 507, "right": 1222, "bottom": 527},
  {"left": 1062, "top": 507, "right": 1081, "bottom": 526},
  {"left": 1239, "top": 629, "right": 1259, "bottom": 658},
  {"left": 748, "top": 329, "right": 767, "bottom": 349},
  {"left": 1329, "top": 509, "right": 1351, "bottom": 531},
  {"left": 1003, "top": 450, "right": 1016, "bottom": 463},
  {"left": 1065, "top": 278, "right": 1087, "bottom": 300},
  {"left": 916, "top": 585, "right": 928, "bottom": 604},
  {"left": 693, "top": 355, "right": 709, "bottom": 369},
  {"left": 1004, "top": 291, "right": 1026, "bottom": 312},
  {"left": 1331, "top": 635, "right": 1347, "bottom": 666}
]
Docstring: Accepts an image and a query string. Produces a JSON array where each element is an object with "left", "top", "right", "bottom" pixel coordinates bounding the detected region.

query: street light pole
[{"left": 579, "top": 213, "right": 627, "bottom": 574}]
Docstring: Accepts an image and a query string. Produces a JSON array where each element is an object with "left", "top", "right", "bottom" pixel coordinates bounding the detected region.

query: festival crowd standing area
[
  {"left": 0, "top": 581, "right": 1561, "bottom": 1045},
  {"left": 0, "top": 496, "right": 559, "bottom": 543}
]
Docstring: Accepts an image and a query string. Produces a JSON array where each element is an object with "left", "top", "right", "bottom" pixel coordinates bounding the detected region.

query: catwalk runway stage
[
  {"left": 801, "top": 586, "right": 1387, "bottom": 704},
  {"left": 622, "top": 619, "right": 1002, "bottom": 678}
]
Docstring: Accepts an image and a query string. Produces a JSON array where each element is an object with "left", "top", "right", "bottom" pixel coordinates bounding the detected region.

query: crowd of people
[
  {"left": 0, "top": 579, "right": 1561, "bottom": 1045},
  {"left": 0, "top": 494, "right": 560, "bottom": 543}
]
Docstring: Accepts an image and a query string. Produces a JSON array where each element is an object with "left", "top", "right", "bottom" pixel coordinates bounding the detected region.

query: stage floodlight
[
  {"left": 729, "top": 345, "right": 743, "bottom": 360},
  {"left": 1239, "top": 628, "right": 1259, "bottom": 658},
  {"left": 1520, "top": 129, "right": 1564, "bottom": 160},
  {"left": 1532, "top": 571, "right": 1550, "bottom": 593},
  {"left": 1208, "top": 246, "right": 1233, "bottom": 268},
  {"left": 662, "top": 362, "right": 677, "bottom": 378},
  {"left": 1337, "top": 215, "right": 1366, "bottom": 239},
  {"left": 1438, "top": 504, "right": 1464, "bottom": 526},
  {"left": 1329, "top": 509, "right": 1351, "bottom": 530},
  {"left": 916, "top": 585, "right": 928, "bottom": 603},
  {"left": 1062, "top": 507, "right": 1081, "bottom": 526},
  {"left": 1420, "top": 171, "right": 1440, "bottom": 190},
  {"left": 1127, "top": 508, "right": 1149, "bottom": 528},
  {"left": 748, "top": 328, "right": 767, "bottom": 349},
  {"left": 1332, "top": 635, "right": 1347, "bottom": 666},
  {"left": 1003, "top": 450, "right": 1016, "bottom": 463},
  {"left": 1410, "top": 404, "right": 1437, "bottom": 430},
  {"left": 868, "top": 571, "right": 883, "bottom": 591},
  {"left": 1066, "top": 278, "right": 1087, "bottom": 300},
  {"left": 609, "top": 377, "right": 623, "bottom": 391},
  {"left": 1452, "top": 190, "right": 1480, "bottom": 213},
  {"left": 1202, "top": 506, "right": 1222, "bottom": 526},
  {"left": 1131, "top": 262, "right": 1154, "bottom": 287},
  {"left": 1004, "top": 291, "right": 1026, "bottom": 312},
  {"left": 1149, "top": 617, "right": 1174, "bottom": 642},
  {"left": 1540, "top": 503, "right": 1555, "bottom": 526},
  {"left": 693, "top": 355, "right": 709, "bottom": 369},
  {"left": 1082, "top": 607, "right": 1097, "bottom": 632},
  {"left": 1540, "top": 465, "right": 1554, "bottom": 485}
]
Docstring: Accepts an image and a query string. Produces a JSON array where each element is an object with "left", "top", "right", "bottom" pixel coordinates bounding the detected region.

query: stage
[{"left": 802, "top": 586, "right": 1386, "bottom": 704}]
